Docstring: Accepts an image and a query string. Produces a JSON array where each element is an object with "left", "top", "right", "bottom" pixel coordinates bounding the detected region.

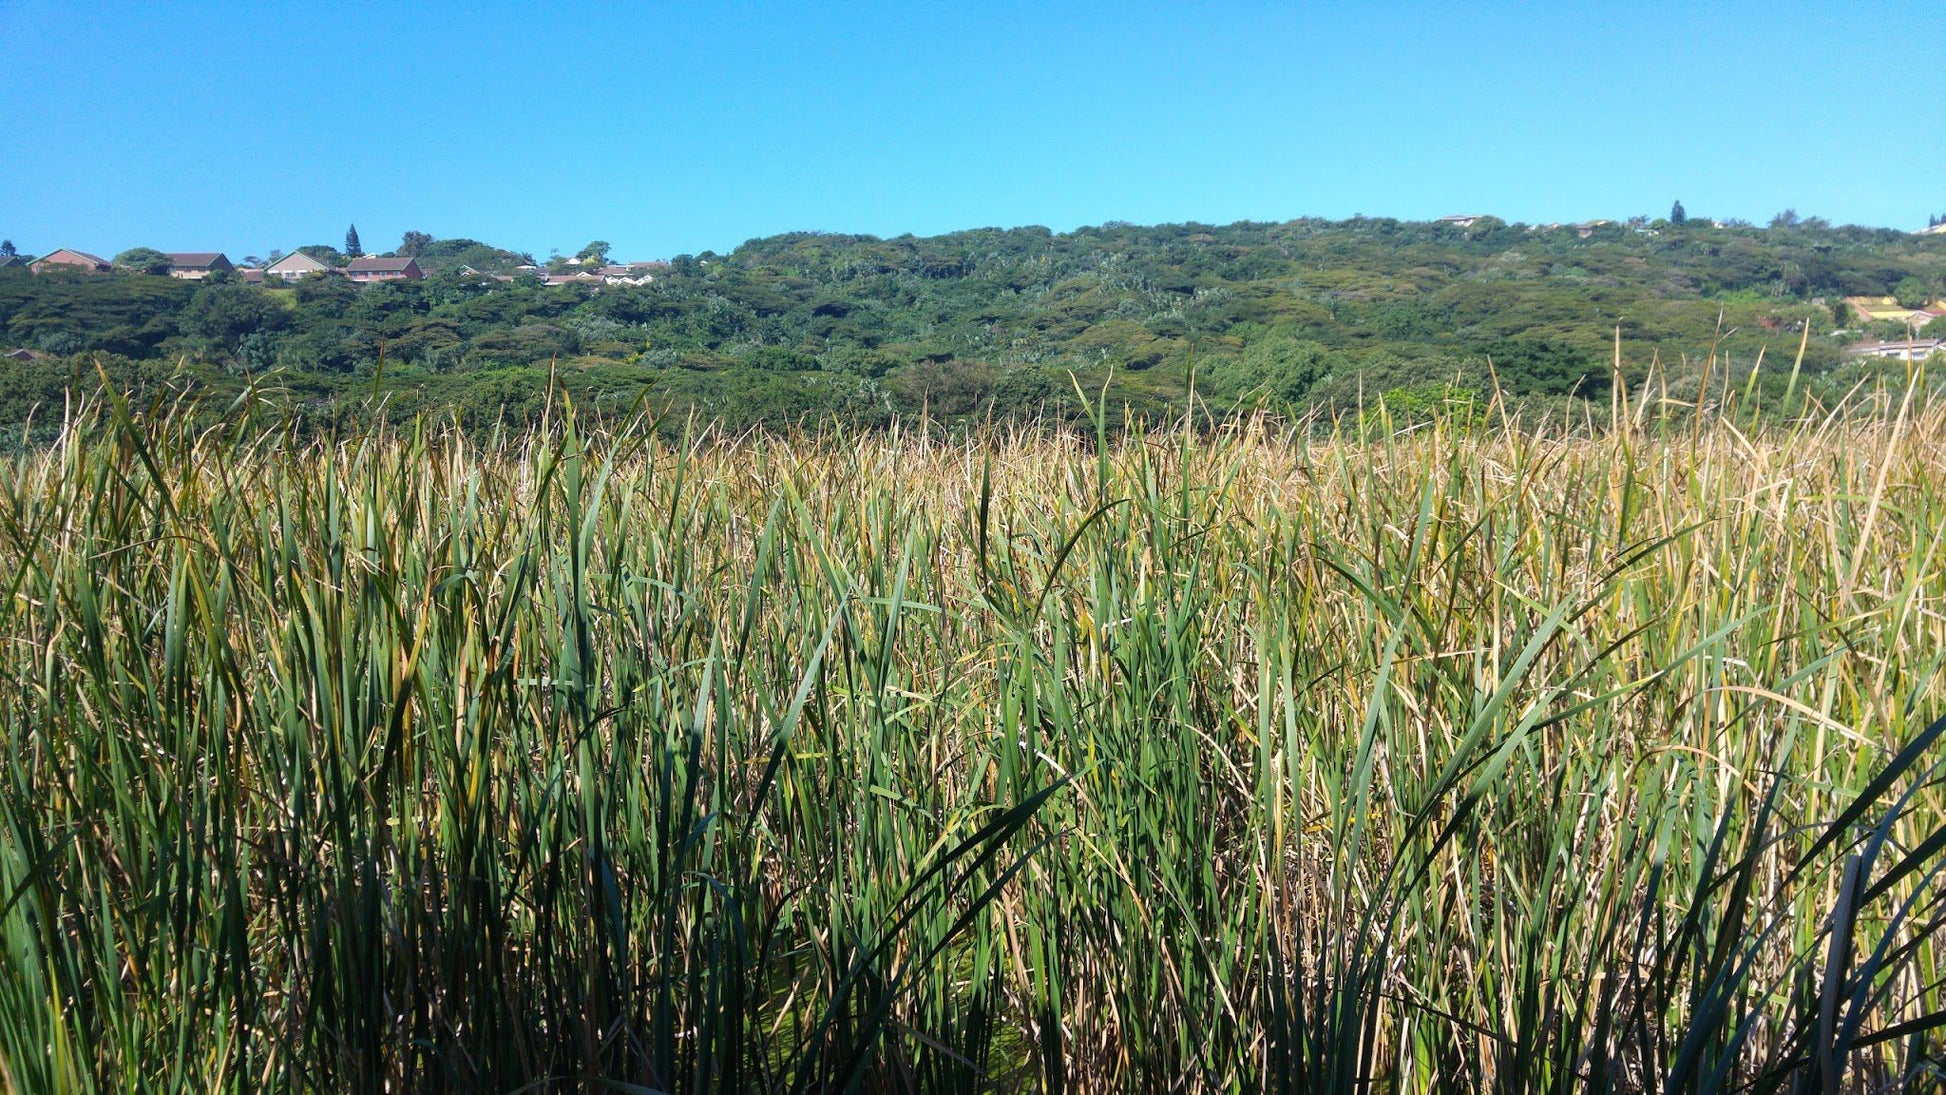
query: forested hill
[{"left": 3, "top": 215, "right": 1943, "bottom": 433}]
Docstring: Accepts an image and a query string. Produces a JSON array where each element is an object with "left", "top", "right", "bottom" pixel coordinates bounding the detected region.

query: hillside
[{"left": 3, "top": 215, "right": 1943, "bottom": 432}]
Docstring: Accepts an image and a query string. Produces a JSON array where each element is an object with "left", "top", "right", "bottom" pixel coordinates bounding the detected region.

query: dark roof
[
  {"left": 346, "top": 256, "right": 419, "bottom": 273},
  {"left": 0, "top": 255, "right": 21, "bottom": 267},
  {"left": 166, "top": 252, "right": 231, "bottom": 269}
]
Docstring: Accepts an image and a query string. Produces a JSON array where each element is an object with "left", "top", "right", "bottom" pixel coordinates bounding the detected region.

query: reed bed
[{"left": 3, "top": 377, "right": 1946, "bottom": 1092}]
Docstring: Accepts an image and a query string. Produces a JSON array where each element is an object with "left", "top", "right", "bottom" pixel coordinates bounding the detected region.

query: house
[
  {"left": 166, "top": 252, "right": 234, "bottom": 280},
  {"left": 344, "top": 256, "right": 423, "bottom": 283},
  {"left": 1921, "top": 223, "right": 1946, "bottom": 236},
  {"left": 237, "top": 268, "right": 266, "bottom": 285},
  {"left": 29, "top": 248, "right": 111, "bottom": 274},
  {"left": 264, "top": 251, "right": 332, "bottom": 282},
  {"left": 3, "top": 347, "right": 45, "bottom": 361},
  {"left": 1439, "top": 215, "right": 1486, "bottom": 228},
  {"left": 0, "top": 255, "right": 22, "bottom": 270},
  {"left": 541, "top": 271, "right": 602, "bottom": 287},
  {"left": 597, "top": 264, "right": 658, "bottom": 286},
  {"left": 1847, "top": 338, "right": 1944, "bottom": 361}
]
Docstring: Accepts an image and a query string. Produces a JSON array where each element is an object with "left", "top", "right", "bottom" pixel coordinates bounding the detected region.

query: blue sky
[{"left": 3, "top": 1, "right": 1941, "bottom": 263}]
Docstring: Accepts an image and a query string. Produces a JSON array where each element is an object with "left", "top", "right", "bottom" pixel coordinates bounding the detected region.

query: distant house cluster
[
  {"left": 534, "top": 262, "right": 665, "bottom": 287},
  {"left": 1441, "top": 215, "right": 1624, "bottom": 239},
  {"left": 252, "top": 253, "right": 425, "bottom": 283},
  {"left": 15, "top": 245, "right": 666, "bottom": 289},
  {"left": 1841, "top": 294, "right": 1946, "bottom": 362}
]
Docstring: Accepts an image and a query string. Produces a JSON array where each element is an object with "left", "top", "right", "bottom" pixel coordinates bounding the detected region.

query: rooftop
[
  {"left": 166, "top": 252, "right": 229, "bottom": 268},
  {"left": 345, "top": 256, "right": 418, "bottom": 273}
]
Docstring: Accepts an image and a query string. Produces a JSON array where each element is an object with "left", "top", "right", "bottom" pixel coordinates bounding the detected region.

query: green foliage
[
  {"left": 112, "top": 247, "right": 172, "bottom": 275},
  {"left": 1895, "top": 275, "right": 1932, "bottom": 309},
  {"left": 1360, "top": 379, "right": 1485, "bottom": 430},
  {"left": 345, "top": 223, "right": 363, "bottom": 258},
  {"left": 1210, "top": 328, "right": 1337, "bottom": 406},
  {"left": 179, "top": 281, "right": 289, "bottom": 353},
  {"left": 0, "top": 220, "right": 1941, "bottom": 430},
  {"left": 1477, "top": 335, "right": 1607, "bottom": 397},
  {"left": 0, "top": 271, "right": 194, "bottom": 357}
]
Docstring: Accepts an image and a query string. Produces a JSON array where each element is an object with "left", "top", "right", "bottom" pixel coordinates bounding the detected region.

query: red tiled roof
[{"left": 33, "top": 248, "right": 110, "bottom": 268}]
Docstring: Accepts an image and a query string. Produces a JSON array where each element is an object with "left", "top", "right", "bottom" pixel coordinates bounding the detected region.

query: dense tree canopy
[{"left": 2, "top": 215, "right": 1941, "bottom": 435}]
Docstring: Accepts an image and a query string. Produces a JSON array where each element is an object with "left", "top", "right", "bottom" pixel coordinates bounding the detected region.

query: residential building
[
  {"left": 264, "top": 251, "right": 332, "bottom": 282},
  {"left": 1439, "top": 215, "right": 1486, "bottom": 228},
  {"left": 166, "top": 252, "right": 234, "bottom": 280},
  {"left": 597, "top": 264, "right": 658, "bottom": 286},
  {"left": 29, "top": 248, "right": 111, "bottom": 274},
  {"left": 344, "top": 256, "right": 423, "bottom": 283},
  {"left": 0, "top": 255, "right": 22, "bottom": 270},
  {"left": 1848, "top": 338, "right": 1944, "bottom": 361}
]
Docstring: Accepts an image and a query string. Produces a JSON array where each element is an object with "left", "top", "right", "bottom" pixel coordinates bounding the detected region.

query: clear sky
[{"left": 4, "top": 1, "right": 1941, "bottom": 263}]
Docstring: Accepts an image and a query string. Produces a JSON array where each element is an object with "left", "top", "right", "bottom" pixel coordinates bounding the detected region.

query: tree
[
  {"left": 576, "top": 240, "right": 611, "bottom": 265},
  {"left": 1670, "top": 200, "right": 1687, "bottom": 225},
  {"left": 1478, "top": 337, "right": 1607, "bottom": 398},
  {"left": 1769, "top": 209, "right": 1800, "bottom": 229},
  {"left": 298, "top": 244, "right": 346, "bottom": 267},
  {"left": 1894, "top": 276, "right": 1931, "bottom": 310},
  {"left": 399, "top": 230, "right": 433, "bottom": 258},
  {"left": 181, "top": 282, "right": 288, "bottom": 350},
  {"left": 0, "top": 240, "right": 14, "bottom": 257},
  {"left": 345, "top": 224, "right": 363, "bottom": 258},
  {"left": 114, "top": 247, "right": 174, "bottom": 275},
  {"left": 1214, "top": 329, "right": 1334, "bottom": 404}
]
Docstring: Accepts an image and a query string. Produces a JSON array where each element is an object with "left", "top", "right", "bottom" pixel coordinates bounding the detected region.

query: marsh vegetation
[{"left": 4, "top": 369, "right": 1946, "bottom": 1091}]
